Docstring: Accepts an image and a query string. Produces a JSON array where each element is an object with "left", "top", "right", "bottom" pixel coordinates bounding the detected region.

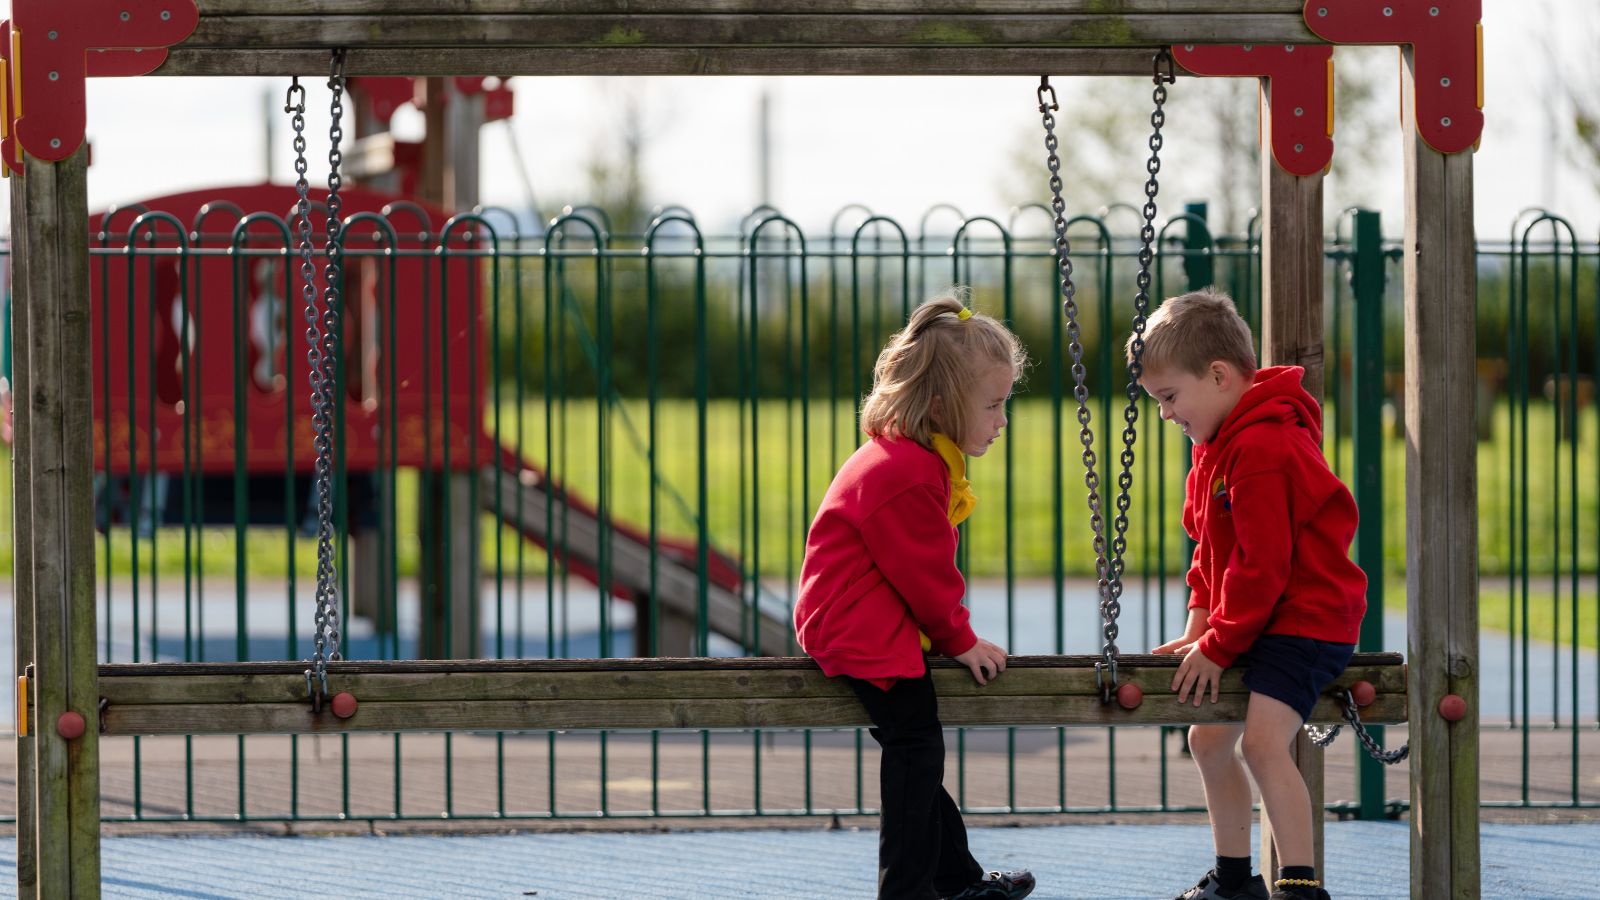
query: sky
[{"left": 0, "top": 0, "right": 1592, "bottom": 243}]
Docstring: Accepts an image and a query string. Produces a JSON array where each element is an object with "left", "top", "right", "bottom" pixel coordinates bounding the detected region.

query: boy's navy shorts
[{"left": 1236, "top": 634, "right": 1356, "bottom": 722}]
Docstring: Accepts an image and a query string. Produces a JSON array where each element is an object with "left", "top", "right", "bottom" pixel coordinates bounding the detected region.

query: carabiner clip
[
  {"left": 1152, "top": 49, "right": 1176, "bottom": 85},
  {"left": 1037, "top": 76, "right": 1059, "bottom": 113}
]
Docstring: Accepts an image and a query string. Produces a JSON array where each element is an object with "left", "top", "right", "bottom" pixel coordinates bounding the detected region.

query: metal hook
[
  {"left": 1152, "top": 48, "right": 1177, "bottom": 85},
  {"left": 1037, "top": 76, "right": 1059, "bottom": 113}
]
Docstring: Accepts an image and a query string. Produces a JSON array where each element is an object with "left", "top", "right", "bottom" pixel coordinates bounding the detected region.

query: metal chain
[
  {"left": 1036, "top": 51, "right": 1172, "bottom": 701},
  {"left": 287, "top": 49, "right": 348, "bottom": 709},
  {"left": 1305, "top": 689, "right": 1410, "bottom": 765},
  {"left": 1104, "top": 49, "right": 1174, "bottom": 661}
]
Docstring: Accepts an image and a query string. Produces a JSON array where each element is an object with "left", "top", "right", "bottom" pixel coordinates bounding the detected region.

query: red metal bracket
[
  {"left": 1304, "top": 0, "right": 1483, "bottom": 154},
  {"left": 5, "top": 0, "right": 198, "bottom": 167},
  {"left": 457, "top": 76, "right": 515, "bottom": 124},
  {"left": 350, "top": 77, "right": 418, "bottom": 126},
  {"left": 1172, "top": 43, "right": 1334, "bottom": 178}
]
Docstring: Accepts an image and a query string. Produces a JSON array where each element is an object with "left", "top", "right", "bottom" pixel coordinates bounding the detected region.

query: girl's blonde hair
[{"left": 859, "top": 290, "right": 1028, "bottom": 447}]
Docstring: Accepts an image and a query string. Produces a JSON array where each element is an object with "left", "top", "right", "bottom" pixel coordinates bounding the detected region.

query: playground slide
[{"left": 482, "top": 444, "right": 795, "bottom": 657}]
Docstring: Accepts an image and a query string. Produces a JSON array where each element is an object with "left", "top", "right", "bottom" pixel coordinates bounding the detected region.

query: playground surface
[{"left": 4, "top": 821, "right": 1594, "bottom": 898}]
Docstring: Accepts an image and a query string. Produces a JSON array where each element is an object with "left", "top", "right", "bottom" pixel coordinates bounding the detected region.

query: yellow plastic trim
[
  {"left": 17, "top": 675, "right": 26, "bottom": 737},
  {"left": 1475, "top": 22, "right": 1484, "bottom": 110},
  {"left": 1325, "top": 56, "right": 1335, "bottom": 137}
]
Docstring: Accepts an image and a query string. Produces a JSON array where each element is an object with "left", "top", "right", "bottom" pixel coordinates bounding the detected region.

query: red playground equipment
[{"left": 64, "top": 182, "right": 782, "bottom": 656}]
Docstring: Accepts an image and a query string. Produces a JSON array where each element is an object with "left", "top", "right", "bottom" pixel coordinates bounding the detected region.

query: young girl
[{"left": 794, "top": 293, "right": 1036, "bottom": 900}]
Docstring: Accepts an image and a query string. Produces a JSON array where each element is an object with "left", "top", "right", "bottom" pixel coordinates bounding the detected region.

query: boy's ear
[{"left": 1209, "top": 360, "right": 1235, "bottom": 387}]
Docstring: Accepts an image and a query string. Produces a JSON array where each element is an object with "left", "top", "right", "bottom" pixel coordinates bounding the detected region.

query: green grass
[{"left": 1, "top": 396, "right": 1594, "bottom": 592}]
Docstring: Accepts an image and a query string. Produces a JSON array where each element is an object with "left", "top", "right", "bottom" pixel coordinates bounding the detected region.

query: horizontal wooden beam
[
  {"left": 155, "top": 47, "right": 1200, "bottom": 77},
  {"left": 148, "top": 4, "right": 1335, "bottom": 75},
  {"left": 93, "top": 653, "right": 1406, "bottom": 735},
  {"left": 197, "top": 1, "right": 1306, "bottom": 15},
  {"left": 181, "top": 15, "right": 1317, "bottom": 50}
]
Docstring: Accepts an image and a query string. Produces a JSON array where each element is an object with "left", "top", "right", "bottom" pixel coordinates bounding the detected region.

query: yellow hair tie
[{"left": 957, "top": 307, "right": 973, "bottom": 321}]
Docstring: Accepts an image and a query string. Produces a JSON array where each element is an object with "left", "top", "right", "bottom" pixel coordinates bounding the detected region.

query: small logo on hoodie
[{"left": 1211, "top": 476, "right": 1232, "bottom": 513}]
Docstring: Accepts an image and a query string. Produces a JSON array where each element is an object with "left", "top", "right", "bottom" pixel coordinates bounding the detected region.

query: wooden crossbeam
[
  {"left": 197, "top": 1, "right": 1307, "bottom": 13},
  {"left": 158, "top": 48, "right": 1201, "bottom": 77},
  {"left": 148, "top": 1, "right": 1326, "bottom": 76},
  {"left": 93, "top": 653, "right": 1405, "bottom": 736}
]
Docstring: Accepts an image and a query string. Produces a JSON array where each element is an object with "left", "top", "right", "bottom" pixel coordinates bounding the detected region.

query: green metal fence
[{"left": 2, "top": 200, "right": 1597, "bottom": 825}]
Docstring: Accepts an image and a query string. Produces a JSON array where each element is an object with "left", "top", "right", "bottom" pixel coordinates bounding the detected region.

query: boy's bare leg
[
  {"left": 1187, "top": 723, "right": 1251, "bottom": 857},
  {"left": 1239, "top": 692, "right": 1313, "bottom": 866}
]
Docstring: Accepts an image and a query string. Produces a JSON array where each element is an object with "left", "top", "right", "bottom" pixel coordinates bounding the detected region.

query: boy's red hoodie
[{"left": 1186, "top": 365, "right": 1367, "bottom": 668}]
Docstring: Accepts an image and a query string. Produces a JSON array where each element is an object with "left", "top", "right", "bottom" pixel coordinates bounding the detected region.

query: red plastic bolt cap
[
  {"left": 331, "top": 691, "right": 359, "bottom": 720},
  {"left": 1349, "top": 680, "right": 1377, "bottom": 708},
  {"left": 1116, "top": 682, "right": 1143, "bottom": 710},
  {"left": 1437, "top": 694, "right": 1467, "bottom": 722},
  {"left": 56, "top": 711, "right": 86, "bottom": 740}
]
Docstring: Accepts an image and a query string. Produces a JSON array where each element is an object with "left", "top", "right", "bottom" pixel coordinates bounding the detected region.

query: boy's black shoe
[
  {"left": 941, "top": 869, "right": 1036, "bottom": 900},
  {"left": 1268, "top": 890, "right": 1330, "bottom": 900},
  {"left": 1177, "top": 870, "right": 1269, "bottom": 900}
]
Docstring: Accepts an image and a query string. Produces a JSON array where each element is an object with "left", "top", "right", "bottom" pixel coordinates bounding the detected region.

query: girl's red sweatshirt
[
  {"left": 1186, "top": 366, "right": 1368, "bottom": 668},
  {"left": 794, "top": 436, "right": 979, "bottom": 682}
]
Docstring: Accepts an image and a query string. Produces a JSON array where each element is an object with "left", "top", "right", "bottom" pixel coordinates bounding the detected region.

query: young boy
[{"left": 1132, "top": 288, "right": 1366, "bottom": 900}]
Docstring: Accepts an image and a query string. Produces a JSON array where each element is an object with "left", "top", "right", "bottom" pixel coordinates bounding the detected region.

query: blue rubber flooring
[{"left": 6, "top": 821, "right": 1593, "bottom": 898}]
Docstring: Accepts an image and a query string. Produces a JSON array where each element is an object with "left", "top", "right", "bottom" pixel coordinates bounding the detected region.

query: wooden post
[
  {"left": 11, "top": 167, "right": 38, "bottom": 900},
  {"left": 413, "top": 76, "right": 483, "bottom": 659},
  {"left": 15, "top": 147, "right": 102, "bottom": 897},
  {"left": 1401, "top": 47, "right": 1479, "bottom": 900},
  {"left": 1255, "top": 80, "right": 1327, "bottom": 881}
]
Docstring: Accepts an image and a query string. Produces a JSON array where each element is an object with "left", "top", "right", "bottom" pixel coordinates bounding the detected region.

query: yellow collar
[{"left": 930, "top": 433, "right": 977, "bottom": 526}]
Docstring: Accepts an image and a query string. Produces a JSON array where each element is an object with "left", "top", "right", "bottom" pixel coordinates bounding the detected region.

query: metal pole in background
[{"left": 1351, "top": 208, "right": 1387, "bottom": 820}]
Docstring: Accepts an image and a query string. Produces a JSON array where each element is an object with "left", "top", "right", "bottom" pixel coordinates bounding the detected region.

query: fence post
[
  {"left": 1183, "top": 201, "right": 1214, "bottom": 290},
  {"left": 1350, "top": 208, "right": 1387, "bottom": 820}
]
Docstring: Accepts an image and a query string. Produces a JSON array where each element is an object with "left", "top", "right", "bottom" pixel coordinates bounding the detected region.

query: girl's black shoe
[
  {"left": 942, "top": 869, "right": 1036, "bottom": 900},
  {"left": 1178, "top": 870, "right": 1269, "bottom": 899}
]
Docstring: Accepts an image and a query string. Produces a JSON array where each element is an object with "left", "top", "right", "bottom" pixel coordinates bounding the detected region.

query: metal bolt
[
  {"left": 1383, "top": 6, "right": 1393, "bottom": 15},
  {"left": 120, "top": 10, "right": 130, "bottom": 20},
  {"left": 1441, "top": 76, "right": 1452, "bottom": 87},
  {"left": 1294, "top": 106, "right": 1304, "bottom": 116},
  {"left": 1441, "top": 116, "right": 1453, "bottom": 126},
  {"left": 1184, "top": 44, "right": 1195, "bottom": 51},
  {"left": 47, "top": 30, "right": 58, "bottom": 40},
  {"left": 161, "top": 10, "right": 171, "bottom": 20},
  {"left": 1294, "top": 143, "right": 1305, "bottom": 152},
  {"left": 1318, "top": 7, "right": 1328, "bottom": 16},
  {"left": 1430, "top": 6, "right": 1440, "bottom": 14},
  {"left": 47, "top": 71, "right": 58, "bottom": 81},
  {"left": 49, "top": 138, "right": 61, "bottom": 148},
  {"left": 1243, "top": 44, "right": 1253, "bottom": 51},
  {"left": 1285, "top": 45, "right": 1296, "bottom": 52}
]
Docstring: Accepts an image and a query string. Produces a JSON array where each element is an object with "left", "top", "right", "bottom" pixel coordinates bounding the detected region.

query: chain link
[
  {"left": 288, "top": 49, "right": 349, "bottom": 709},
  {"left": 1304, "top": 688, "right": 1411, "bottom": 765},
  {"left": 1037, "top": 51, "right": 1172, "bottom": 701}
]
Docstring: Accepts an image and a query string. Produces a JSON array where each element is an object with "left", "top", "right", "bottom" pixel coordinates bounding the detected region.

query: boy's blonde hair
[
  {"left": 1129, "top": 287, "right": 1258, "bottom": 377},
  {"left": 860, "top": 290, "right": 1028, "bottom": 447}
]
